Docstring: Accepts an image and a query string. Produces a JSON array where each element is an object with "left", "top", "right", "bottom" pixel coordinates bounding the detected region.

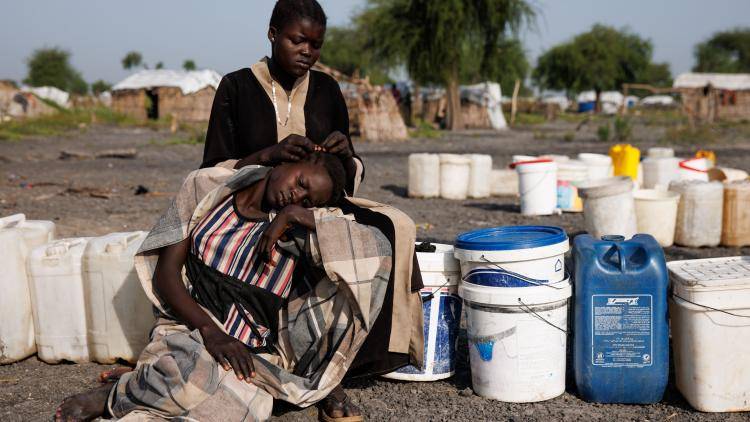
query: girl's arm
[{"left": 153, "top": 239, "right": 256, "bottom": 382}]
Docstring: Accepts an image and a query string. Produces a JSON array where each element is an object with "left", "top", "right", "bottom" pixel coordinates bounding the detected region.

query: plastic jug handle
[{"left": 0, "top": 213, "right": 26, "bottom": 228}]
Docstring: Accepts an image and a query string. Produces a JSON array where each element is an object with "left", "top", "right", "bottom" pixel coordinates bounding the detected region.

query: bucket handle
[
  {"left": 472, "top": 255, "right": 569, "bottom": 290},
  {"left": 517, "top": 298, "right": 569, "bottom": 334},
  {"left": 672, "top": 293, "right": 750, "bottom": 319},
  {"left": 421, "top": 278, "right": 454, "bottom": 303}
]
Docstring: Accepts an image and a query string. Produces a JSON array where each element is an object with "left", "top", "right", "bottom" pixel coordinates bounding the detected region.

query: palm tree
[{"left": 360, "top": 0, "right": 535, "bottom": 130}]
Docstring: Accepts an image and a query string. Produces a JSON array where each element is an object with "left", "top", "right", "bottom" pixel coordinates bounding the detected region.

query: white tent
[
  {"left": 542, "top": 95, "right": 571, "bottom": 112},
  {"left": 22, "top": 86, "right": 70, "bottom": 108},
  {"left": 113, "top": 69, "right": 221, "bottom": 95},
  {"left": 460, "top": 82, "right": 507, "bottom": 130},
  {"left": 674, "top": 73, "right": 750, "bottom": 90},
  {"left": 640, "top": 95, "right": 675, "bottom": 107}
]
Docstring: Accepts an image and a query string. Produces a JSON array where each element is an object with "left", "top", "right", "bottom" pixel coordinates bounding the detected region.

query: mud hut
[
  {"left": 0, "top": 82, "right": 57, "bottom": 121},
  {"left": 111, "top": 69, "right": 221, "bottom": 122},
  {"left": 313, "top": 63, "right": 408, "bottom": 141},
  {"left": 418, "top": 82, "right": 507, "bottom": 130},
  {"left": 673, "top": 73, "right": 750, "bottom": 122}
]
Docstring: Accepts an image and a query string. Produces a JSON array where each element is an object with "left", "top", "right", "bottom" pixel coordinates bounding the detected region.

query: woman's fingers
[
  {"left": 215, "top": 352, "right": 231, "bottom": 371},
  {"left": 236, "top": 347, "right": 255, "bottom": 381},
  {"left": 287, "top": 135, "right": 316, "bottom": 152},
  {"left": 227, "top": 354, "right": 245, "bottom": 380}
]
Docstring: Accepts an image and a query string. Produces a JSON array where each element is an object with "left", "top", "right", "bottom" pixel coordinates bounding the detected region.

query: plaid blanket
[{"left": 112, "top": 165, "right": 413, "bottom": 421}]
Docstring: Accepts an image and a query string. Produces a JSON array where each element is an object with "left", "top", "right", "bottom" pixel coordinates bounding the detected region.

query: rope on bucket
[
  {"left": 672, "top": 294, "right": 750, "bottom": 319},
  {"left": 517, "top": 298, "right": 568, "bottom": 334},
  {"left": 477, "top": 255, "right": 568, "bottom": 290}
]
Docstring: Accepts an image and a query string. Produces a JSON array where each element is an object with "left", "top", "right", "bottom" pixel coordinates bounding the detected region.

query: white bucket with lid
[
  {"left": 440, "top": 154, "right": 471, "bottom": 200},
  {"left": 383, "top": 243, "right": 462, "bottom": 381},
  {"left": 0, "top": 214, "right": 56, "bottom": 363},
  {"left": 408, "top": 153, "right": 441, "bottom": 198},
  {"left": 634, "top": 189, "right": 681, "bottom": 247},
  {"left": 28, "top": 238, "right": 92, "bottom": 363},
  {"left": 668, "top": 257, "right": 750, "bottom": 412},
  {"left": 513, "top": 159, "right": 558, "bottom": 216},
  {"left": 459, "top": 278, "right": 571, "bottom": 402},
  {"left": 83, "top": 231, "right": 153, "bottom": 364},
  {"left": 578, "top": 176, "right": 637, "bottom": 239},
  {"left": 577, "top": 153, "right": 613, "bottom": 181}
]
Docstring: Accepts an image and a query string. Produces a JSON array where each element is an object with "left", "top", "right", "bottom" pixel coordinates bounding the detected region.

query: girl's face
[
  {"left": 269, "top": 18, "right": 325, "bottom": 78},
  {"left": 264, "top": 162, "right": 333, "bottom": 210}
]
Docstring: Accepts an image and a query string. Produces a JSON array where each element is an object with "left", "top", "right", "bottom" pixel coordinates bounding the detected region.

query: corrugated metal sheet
[{"left": 673, "top": 73, "right": 750, "bottom": 90}]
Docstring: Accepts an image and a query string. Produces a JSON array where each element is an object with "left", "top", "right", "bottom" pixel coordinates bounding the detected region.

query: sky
[{"left": 1, "top": 0, "right": 748, "bottom": 86}]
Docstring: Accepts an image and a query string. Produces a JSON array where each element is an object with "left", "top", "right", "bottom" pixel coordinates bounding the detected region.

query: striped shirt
[{"left": 191, "top": 195, "right": 296, "bottom": 348}]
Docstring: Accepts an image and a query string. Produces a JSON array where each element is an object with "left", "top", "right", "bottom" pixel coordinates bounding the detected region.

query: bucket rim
[
  {"left": 455, "top": 225, "right": 567, "bottom": 251},
  {"left": 458, "top": 277, "right": 571, "bottom": 306}
]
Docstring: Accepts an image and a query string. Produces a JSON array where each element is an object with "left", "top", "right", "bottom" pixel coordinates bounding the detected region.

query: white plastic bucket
[
  {"left": 577, "top": 153, "right": 613, "bottom": 181},
  {"left": 679, "top": 158, "right": 711, "bottom": 182},
  {"left": 408, "top": 153, "right": 440, "bottom": 198},
  {"left": 383, "top": 243, "right": 462, "bottom": 381},
  {"left": 28, "top": 238, "right": 92, "bottom": 363},
  {"left": 468, "top": 154, "right": 493, "bottom": 199},
  {"left": 459, "top": 278, "right": 571, "bottom": 402},
  {"left": 514, "top": 159, "right": 558, "bottom": 216},
  {"left": 490, "top": 169, "right": 519, "bottom": 197},
  {"left": 642, "top": 157, "right": 680, "bottom": 190},
  {"left": 668, "top": 257, "right": 750, "bottom": 412},
  {"left": 634, "top": 189, "right": 681, "bottom": 247},
  {"left": 557, "top": 160, "right": 588, "bottom": 212},
  {"left": 578, "top": 176, "right": 637, "bottom": 239},
  {"left": 83, "top": 231, "right": 153, "bottom": 364},
  {"left": 440, "top": 154, "right": 471, "bottom": 200},
  {"left": 0, "top": 214, "right": 56, "bottom": 364},
  {"left": 669, "top": 180, "right": 724, "bottom": 248}
]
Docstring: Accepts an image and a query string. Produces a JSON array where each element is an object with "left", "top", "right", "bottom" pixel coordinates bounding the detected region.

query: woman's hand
[
  {"left": 321, "top": 131, "right": 353, "bottom": 159},
  {"left": 260, "top": 134, "right": 317, "bottom": 164},
  {"left": 257, "top": 205, "right": 315, "bottom": 261},
  {"left": 200, "top": 325, "right": 256, "bottom": 382}
]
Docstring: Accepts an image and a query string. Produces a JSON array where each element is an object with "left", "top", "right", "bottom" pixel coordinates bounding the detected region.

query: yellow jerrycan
[{"left": 610, "top": 144, "right": 641, "bottom": 181}]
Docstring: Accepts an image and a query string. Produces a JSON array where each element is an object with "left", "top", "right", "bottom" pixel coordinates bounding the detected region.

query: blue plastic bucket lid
[{"left": 455, "top": 225, "right": 567, "bottom": 251}]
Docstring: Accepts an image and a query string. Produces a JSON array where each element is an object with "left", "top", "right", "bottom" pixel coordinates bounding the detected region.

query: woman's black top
[{"left": 201, "top": 68, "right": 360, "bottom": 193}]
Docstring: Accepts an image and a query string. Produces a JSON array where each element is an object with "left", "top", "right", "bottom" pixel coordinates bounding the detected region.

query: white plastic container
[
  {"left": 633, "top": 189, "right": 681, "bottom": 247},
  {"left": 642, "top": 157, "right": 681, "bottom": 190},
  {"left": 577, "top": 153, "right": 613, "bottom": 181},
  {"left": 647, "top": 147, "right": 675, "bottom": 159},
  {"left": 557, "top": 160, "right": 588, "bottom": 212},
  {"left": 490, "top": 169, "right": 519, "bottom": 197},
  {"left": 668, "top": 257, "right": 750, "bottom": 412},
  {"left": 669, "top": 180, "right": 724, "bottom": 247},
  {"left": 459, "top": 278, "right": 571, "bottom": 402},
  {"left": 0, "top": 214, "right": 56, "bottom": 363},
  {"left": 468, "top": 154, "right": 493, "bottom": 199},
  {"left": 514, "top": 159, "right": 558, "bottom": 216},
  {"left": 83, "top": 232, "right": 153, "bottom": 364},
  {"left": 28, "top": 238, "right": 92, "bottom": 363},
  {"left": 383, "top": 243, "right": 461, "bottom": 381},
  {"left": 408, "top": 153, "right": 441, "bottom": 198},
  {"left": 439, "top": 154, "right": 471, "bottom": 200},
  {"left": 679, "top": 158, "right": 711, "bottom": 182},
  {"left": 578, "top": 176, "right": 637, "bottom": 239}
]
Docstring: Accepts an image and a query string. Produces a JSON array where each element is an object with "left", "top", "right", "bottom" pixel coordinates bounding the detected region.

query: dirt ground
[{"left": 1, "top": 122, "right": 749, "bottom": 421}]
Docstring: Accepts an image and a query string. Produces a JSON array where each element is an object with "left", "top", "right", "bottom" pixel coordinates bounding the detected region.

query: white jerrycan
[
  {"left": 0, "top": 214, "right": 56, "bottom": 363},
  {"left": 83, "top": 231, "right": 153, "bottom": 363},
  {"left": 28, "top": 238, "right": 91, "bottom": 363}
]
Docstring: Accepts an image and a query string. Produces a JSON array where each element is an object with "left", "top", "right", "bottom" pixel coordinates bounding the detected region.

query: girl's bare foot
[
  {"left": 319, "top": 385, "right": 363, "bottom": 421},
  {"left": 54, "top": 383, "right": 112, "bottom": 422}
]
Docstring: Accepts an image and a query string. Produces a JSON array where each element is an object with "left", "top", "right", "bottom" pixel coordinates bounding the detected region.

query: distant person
[{"left": 390, "top": 83, "right": 402, "bottom": 105}]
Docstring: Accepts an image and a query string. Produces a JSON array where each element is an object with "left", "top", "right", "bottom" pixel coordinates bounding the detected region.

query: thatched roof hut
[
  {"left": 674, "top": 73, "right": 750, "bottom": 122},
  {"left": 313, "top": 63, "right": 408, "bottom": 141},
  {"left": 111, "top": 69, "right": 221, "bottom": 122}
]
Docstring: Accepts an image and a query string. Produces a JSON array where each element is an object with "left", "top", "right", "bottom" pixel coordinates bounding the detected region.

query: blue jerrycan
[{"left": 573, "top": 234, "right": 669, "bottom": 404}]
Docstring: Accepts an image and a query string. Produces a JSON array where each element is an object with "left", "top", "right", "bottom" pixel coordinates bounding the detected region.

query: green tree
[
  {"left": 459, "top": 37, "right": 529, "bottom": 95},
  {"left": 693, "top": 27, "right": 750, "bottom": 73},
  {"left": 533, "top": 24, "right": 669, "bottom": 108},
  {"left": 320, "top": 26, "right": 392, "bottom": 84},
  {"left": 183, "top": 60, "right": 196, "bottom": 71},
  {"left": 122, "top": 51, "right": 143, "bottom": 70},
  {"left": 155, "top": 61, "right": 164, "bottom": 69},
  {"left": 24, "top": 47, "right": 88, "bottom": 94},
  {"left": 91, "top": 80, "right": 112, "bottom": 95},
  {"left": 359, "top": 0, "right": 535, "bottom": 130}
]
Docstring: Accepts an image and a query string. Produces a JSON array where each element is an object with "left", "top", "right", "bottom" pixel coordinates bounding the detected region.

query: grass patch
[
  {"left": 0, "top": 107, "right": 140, "bottom": 141},
  {"left": 408, "top": 119, "right": 442, "bottom": 139},
  {"left": 151, "top": 123, "right": 207, "bottom": 146},
  {"left": 513, "top": 112, "right": 545, "bottom": 126}
]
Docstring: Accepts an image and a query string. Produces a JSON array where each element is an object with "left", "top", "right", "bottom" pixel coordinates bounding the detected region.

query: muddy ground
[{"left": 1, "top": 122, "right": 749, "bottom": 421}]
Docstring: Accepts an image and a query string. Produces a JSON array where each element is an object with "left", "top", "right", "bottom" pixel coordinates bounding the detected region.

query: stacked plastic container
[
  {"left": 456, "top": 226, "right": 571, "bottom": 403},
  {"left": 668, "top": 257, "right": 750, "bottom": 412},
  {"left": 0, "top": 214, "right": 56, "bottom": 363},
  {"left": 669, "top": 181, "right": 724, "bottom": 247}
]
